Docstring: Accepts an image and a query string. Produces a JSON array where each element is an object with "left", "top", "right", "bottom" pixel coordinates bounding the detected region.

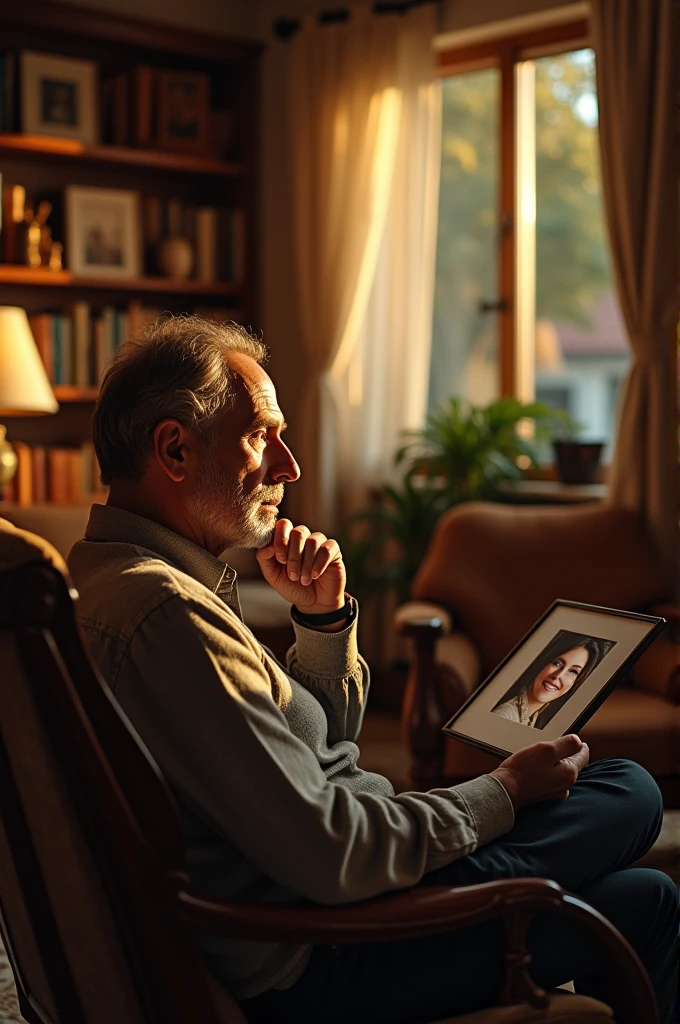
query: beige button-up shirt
[{"left": 67, "top": 504, "right": 514, "bottom": 1000}]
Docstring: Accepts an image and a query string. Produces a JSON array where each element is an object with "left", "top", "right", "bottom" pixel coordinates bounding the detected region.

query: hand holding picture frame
[{"left": 443, "top": 601, "right": 665, "bottom": 759}]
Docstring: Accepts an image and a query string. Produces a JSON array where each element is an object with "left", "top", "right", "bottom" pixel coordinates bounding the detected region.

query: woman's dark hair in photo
[{"left": 497, "top": 629, "right": 615, "bottom": 728}]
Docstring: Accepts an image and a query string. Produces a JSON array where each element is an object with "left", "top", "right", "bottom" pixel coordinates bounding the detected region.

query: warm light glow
[
  {"left": 0, "top": 306, "right": 59, "bottom": 415},
  {"left": 332, "top": 86, "right": 402, "bottom": 381},
  {"left": 515, "top": 60, "right": 536, "bottom": 405}
]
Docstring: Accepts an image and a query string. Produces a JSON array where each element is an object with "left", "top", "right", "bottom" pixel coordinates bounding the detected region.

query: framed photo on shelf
[
  {"left": 21, "top": 51, "right": 98, "bottom": 144},
  {"left": 442, "top": 600, "right": 665, "bottom": 759},
  {"left": 65, "top": 186, "right": 140, "bottom": 279},
  {"left": 155, "top": 70, "right": 210, "bottom": 154}
]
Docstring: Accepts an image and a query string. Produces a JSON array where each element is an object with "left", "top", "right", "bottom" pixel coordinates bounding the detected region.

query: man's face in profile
[{"left": 187, "top": 354, "right": 299, "bottom": 549}]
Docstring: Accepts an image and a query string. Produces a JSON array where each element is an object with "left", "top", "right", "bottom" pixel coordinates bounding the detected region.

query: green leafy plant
[
  {"left": 396, "top": 396, "right": 573, "bottom": 504},
  {"left": 344, "top": 396, "right": 572, "bottom": 602},
  {"left": 344, "top": 475, "right": 450, "bottom": 605}
]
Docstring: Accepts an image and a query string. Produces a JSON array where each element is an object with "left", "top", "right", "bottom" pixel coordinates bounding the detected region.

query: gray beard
[{"left": 189, "top": 453, "right": 283, "bottom": 549}]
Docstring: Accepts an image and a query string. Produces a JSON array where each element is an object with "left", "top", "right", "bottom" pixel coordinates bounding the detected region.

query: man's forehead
[{"left": 224, "top": 354, "right": 283, "bottom": 424}]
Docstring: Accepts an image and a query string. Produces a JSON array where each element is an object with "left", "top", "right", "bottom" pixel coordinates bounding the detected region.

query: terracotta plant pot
[{"left": 553, "top": 441, "right": 604, "bottom": 485}]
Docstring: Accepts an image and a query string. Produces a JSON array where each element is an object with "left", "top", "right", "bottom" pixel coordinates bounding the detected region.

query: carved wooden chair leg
[{"left": 400, "top": 618, "right": 445, "bottom": 790}]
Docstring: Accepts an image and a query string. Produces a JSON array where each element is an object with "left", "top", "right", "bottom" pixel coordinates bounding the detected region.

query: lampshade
[{"left": 0, "top": 306, "right": 58, "bottom": 415}]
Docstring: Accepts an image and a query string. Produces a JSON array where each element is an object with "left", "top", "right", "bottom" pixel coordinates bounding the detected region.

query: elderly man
[{"left": 68, "top": 316, "right": 677, "bottom": 1024}]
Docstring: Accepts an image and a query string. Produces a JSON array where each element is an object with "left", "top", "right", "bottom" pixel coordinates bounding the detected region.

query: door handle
[{"left": 477, "top": 298, "right": 509, "bottom": 314}]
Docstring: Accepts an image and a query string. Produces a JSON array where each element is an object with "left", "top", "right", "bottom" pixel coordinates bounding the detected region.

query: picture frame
[
  {"left": 155, "top": 70, "right": 210, "bottom": 155},
  {"left": 21, "top": 51, "right": 98, "bottom": 144},
  {"left": 65, "top": 186, "right": 141, "bottom": 279},
  {"left": 442, "top": 600, "right": 665, "bottom": 759}
]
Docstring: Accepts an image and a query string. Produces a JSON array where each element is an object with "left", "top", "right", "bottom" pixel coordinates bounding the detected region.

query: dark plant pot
[{"left": 553, "top": 441, "right": 604, "bottom": 485}]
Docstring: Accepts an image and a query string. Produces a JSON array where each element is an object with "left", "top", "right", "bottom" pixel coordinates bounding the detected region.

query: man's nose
[{"left": 269, "top": 440, "right": 301, "bottom": 483}]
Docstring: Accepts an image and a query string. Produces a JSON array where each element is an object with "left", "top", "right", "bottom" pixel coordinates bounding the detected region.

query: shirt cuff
[
  {"left": 290, "top": 596, "right": 359, "bottom": 677},
  {"left": 453, "top": 774, "right": 515, "bottom": 848}
]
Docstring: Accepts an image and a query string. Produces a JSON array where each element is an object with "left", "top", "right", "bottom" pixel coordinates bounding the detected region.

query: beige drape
[
  {"left": 592, "top": 0, "right": 678, "bottom": 584},
  {"left": 287, "top": 5, "right": 437, "bottom": 533},
  {"left": 335, "top": 19, "right": 441, "bottom": 523}
]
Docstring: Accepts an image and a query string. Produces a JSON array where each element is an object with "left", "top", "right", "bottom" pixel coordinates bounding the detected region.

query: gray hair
[{"left": 93, "top": 314, "right": 268, "bottom": 485}]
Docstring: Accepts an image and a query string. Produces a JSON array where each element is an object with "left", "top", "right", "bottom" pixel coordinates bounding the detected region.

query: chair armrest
[
  {"left": 175, "top": 877, "right": 657, "bottom": 1024},
  {"left": 396, "top": 603, "right": 482, "bottom": 789},
  {"left": 629, "top": 602, "right": 680, "bottom": 704},
  {"left": 394, "top": 601, "right": 453, "bottom": 635}
]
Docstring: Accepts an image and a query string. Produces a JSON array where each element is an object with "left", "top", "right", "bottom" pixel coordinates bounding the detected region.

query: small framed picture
[
  {"left": 443, "top": 600, "right": 665, "bottom": 759},
  {"left": 65, "top": 186, "right": 140, "bottom": 279},
  {"left": 21, "top": 51, "right": 98, "bottom": 144},
  {"left": 155, "top": 70, "right": 210, "bottom": 154}
]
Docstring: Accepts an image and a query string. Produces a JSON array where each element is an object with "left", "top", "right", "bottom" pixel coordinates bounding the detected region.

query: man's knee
[{"left": 579, "top": 758, "right": 663, "bottom": 829}]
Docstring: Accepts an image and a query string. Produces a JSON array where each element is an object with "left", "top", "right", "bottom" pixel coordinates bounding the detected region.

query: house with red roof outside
[{"left": 534, "top": 289, "right": 631, "bottom": 460}]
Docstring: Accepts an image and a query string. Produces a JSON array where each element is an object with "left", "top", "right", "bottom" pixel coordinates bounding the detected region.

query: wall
[
  {"left": 51, "top": 0, "right": 256, "bottom": 38},
  {"left": 439, "top": 0, "right": 580, "bottom": 33}
]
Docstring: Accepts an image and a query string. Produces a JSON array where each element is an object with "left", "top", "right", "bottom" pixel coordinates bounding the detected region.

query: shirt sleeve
[
  {"left": 117, "top": 594, "right": 514, "bottom": 906},
  {"left": 285, "top": 596, "right": 368, "bottom": 744}
]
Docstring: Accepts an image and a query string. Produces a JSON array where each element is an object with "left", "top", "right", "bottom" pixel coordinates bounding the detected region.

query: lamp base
[{"left": 0, "top": 424, "right": 18, "bottom": 490}]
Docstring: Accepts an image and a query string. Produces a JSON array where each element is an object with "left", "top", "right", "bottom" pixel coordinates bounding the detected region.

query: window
[{"left": 430, "top": 23, "right": 630, "bottom": 461}]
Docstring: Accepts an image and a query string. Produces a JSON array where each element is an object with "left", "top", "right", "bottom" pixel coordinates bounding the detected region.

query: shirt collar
[{"left": 84, "top": 503, "right": 243, "bottom": 619}]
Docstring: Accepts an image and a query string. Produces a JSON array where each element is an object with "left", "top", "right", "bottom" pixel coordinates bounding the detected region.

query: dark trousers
[{"left": 241, "top": 760, "right": 679, "bottom": 1024}]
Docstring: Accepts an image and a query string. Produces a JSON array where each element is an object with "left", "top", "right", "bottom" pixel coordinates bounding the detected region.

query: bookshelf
[
  {"left": 0, "top": 0, "right": 262, "bottom": 506},
  {"left": 0, "top": 266, "right": 243, "bottom": 294},
  {"left": 0, "top": 134, "right": 246, "bottom": 176}
]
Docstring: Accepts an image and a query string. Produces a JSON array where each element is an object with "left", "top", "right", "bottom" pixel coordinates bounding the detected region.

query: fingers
[
  {"left": 549, "top": 734, "right": 583, "bottom": 762},
  {"left": 303, "top": 537, "right": 339, "bottom": 585},
  {"left": 273, "top": 519, "right": 293, "bottom": 563},
  {"left": 494, "top": 735, "right": 589, "bottom": 811},
  {"left": 267, "top": 521, "right": 339, "bottom": 584},
  {"left": 284, "top": 526, "right": 310, "bottom": 581},
  {"left": 563, "top": 742, "right": 590, "bottom": 776}
]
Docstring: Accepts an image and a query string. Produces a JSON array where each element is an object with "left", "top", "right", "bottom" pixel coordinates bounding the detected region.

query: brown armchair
[
  {"left": 396, "top": 501, "right": 680, "bottom": 805},
  {"left": 0, "top": 516, "right": 659, "bottom": 1024}
]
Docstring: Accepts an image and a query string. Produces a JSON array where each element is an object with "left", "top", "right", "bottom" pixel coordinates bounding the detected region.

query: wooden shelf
[
  {"left": 0, "top": 266, "right": 241, "bottom": 295},
  {"left": 0, "top": 134, "right": 246, "bottom": 177},
  {"left": 53, "top": 386, "right": 99, "bottom": 403}
]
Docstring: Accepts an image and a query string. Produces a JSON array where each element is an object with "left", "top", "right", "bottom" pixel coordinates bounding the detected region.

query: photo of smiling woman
[{"left": 491, "top": 630, "right": 616, "bottom": 730}]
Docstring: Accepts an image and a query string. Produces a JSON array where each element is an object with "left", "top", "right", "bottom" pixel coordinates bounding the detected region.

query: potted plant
[
  {"left": 551, "top": 418, "right": 605, "bottom": 485},
  {"left": 344, "top": 396, "right": 570, "bottom": 602}
]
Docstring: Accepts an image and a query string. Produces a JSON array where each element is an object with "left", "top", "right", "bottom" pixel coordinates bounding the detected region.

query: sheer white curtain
[
  {"left": 286, "top": 4, "right": 439, "bottom": 533},
  {"left": 334, "top": 18, "right": 441, "bottom": 522}
]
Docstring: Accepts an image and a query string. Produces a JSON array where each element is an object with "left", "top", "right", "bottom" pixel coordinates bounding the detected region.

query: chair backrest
[
  {"left": 412, "top": 501, "right": 669, "bottom": 675},
  {"left": 0, "top": 517, "right": 243, "bottom": 1024}
]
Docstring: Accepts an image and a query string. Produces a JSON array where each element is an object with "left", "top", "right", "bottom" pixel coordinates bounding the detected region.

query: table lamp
[{"left": 0, "top": 305, "right": 59, "bottom": 493}]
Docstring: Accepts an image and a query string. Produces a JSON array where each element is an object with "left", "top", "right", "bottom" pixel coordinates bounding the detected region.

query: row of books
[
  {"left": 0, "top": 54, "right": 17, "bottom": 132},
  {"left": 4, "top": 442, "right": 106, "bottom": 506},
  {"left": 28, "top": 303, "right": 161, "bottom": 387},
  {"left": 101, "top": 65, "right": 236, "bottom": 159},
  {"left": 143, "top": 197, "right": 246, "bottom": 284},
  {"left": 28, "top": 303, "right": 247, "bottom": 388}
]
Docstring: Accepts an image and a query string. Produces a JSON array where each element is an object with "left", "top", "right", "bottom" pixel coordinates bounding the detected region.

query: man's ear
[{"left": 153, "top": 419, "right": 193, "bottom": 483}]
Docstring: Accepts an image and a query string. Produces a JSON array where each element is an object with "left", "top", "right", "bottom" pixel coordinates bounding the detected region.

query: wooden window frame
[{"left": 436, "top": 19, "right": 590, "bottom": 397}]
